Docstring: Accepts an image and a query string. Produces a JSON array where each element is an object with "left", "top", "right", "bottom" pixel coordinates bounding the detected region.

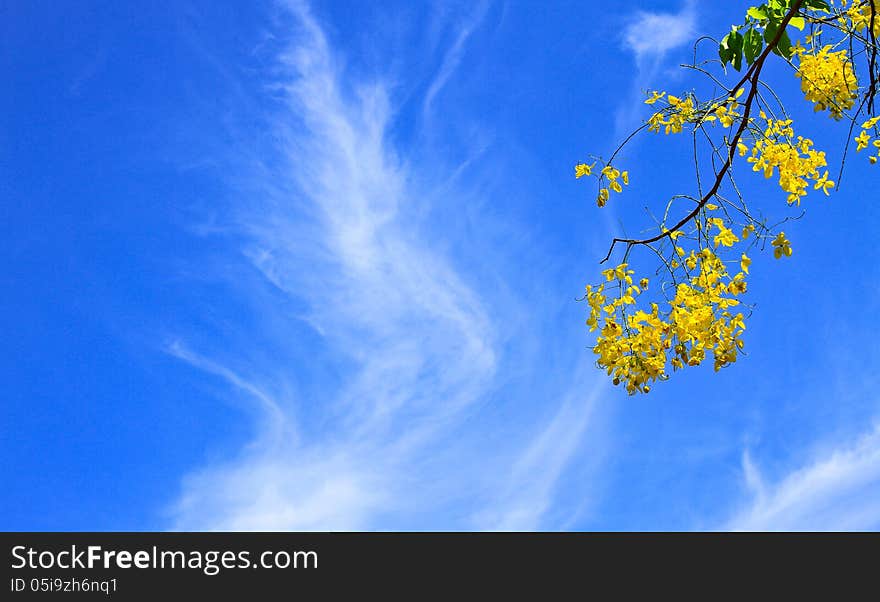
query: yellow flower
[
  {"left": 601, "top": 166, "right": 619, "bottom": 179},
  {"left": 575, "top": 162, "right": 595, "bottom": 178},
  {"left": 813, "top": 170, "right": 834, "bottom": 195},
  {"left": 644, "top": 90, "right": 666, "bottom": 105},
  {"left": 855, "top": 130, "right": 871, "bottom": 151},
  {"left": 740, "top": 253, "right": 751, "bottom": 274},
  {"left": 728, "top": 275, "right": 747, "bottom": 295},
  {"left": 712, "top": 223, "right": 739, "bottom": 248},
  {"left": 614, "top": 263, "right": 633, "bottom": 280},
  {"left": 714, "top": 104, "right": 736, "bottom": 128},
  {"left": 771, "top": 232, "right": 792, "bottom": 259}
]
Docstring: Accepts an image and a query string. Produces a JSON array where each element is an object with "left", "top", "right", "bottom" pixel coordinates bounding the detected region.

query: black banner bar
[{"left": 1, "top": 532, "right": 876, "bottom": 598}]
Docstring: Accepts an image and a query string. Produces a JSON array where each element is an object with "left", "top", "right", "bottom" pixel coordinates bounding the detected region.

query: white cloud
[
  {"left": 623, "top": 1, "right": 696, "bottom": 70},
  {"left": 168, "top": 0, "right": 605, "bottom": 531},
  {"left": 726, "top": 425, "right": 880, "bottom": 530}
]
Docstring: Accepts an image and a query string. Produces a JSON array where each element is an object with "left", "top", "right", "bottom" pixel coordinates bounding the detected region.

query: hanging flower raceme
[
  {"left": 794, "top": 43, "right": 858, "bottom": 120},
  {"left": 743, "top": 116, "right": 832, "bottom": 204},
  {"left": 842, "top": 0, "right": 880, "bottom": 39},
  {"left": 586, "top": 244, "right": 750, "bottom": 395}
]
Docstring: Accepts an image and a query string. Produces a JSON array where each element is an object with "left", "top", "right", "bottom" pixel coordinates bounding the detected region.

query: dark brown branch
[
  {"left": 868, "top": 0, "right": 878, "bottom": 114},
  {"left": 599, "top": 0, "right": 804, "bottom": 264}
]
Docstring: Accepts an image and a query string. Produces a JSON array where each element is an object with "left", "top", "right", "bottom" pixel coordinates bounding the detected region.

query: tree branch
[
  {"left": 868, "top": 0, "right": 878, "bottom": 114},
  {"left": 599, "top": 0, "right": 805, "bottom": 264}
]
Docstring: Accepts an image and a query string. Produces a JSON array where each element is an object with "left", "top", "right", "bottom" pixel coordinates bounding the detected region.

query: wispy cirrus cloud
[
  {"left": 726, "top": 424, "right": 880, "bottom": 530},
  {"left": 168, "top": 0, "right": 606, "bottom": 531},
  {"left": 474, "top": 387, "right": 602, "bottom": 530},
  {"left": 423, "top": 1, "right": 489, "bottom": 117}
]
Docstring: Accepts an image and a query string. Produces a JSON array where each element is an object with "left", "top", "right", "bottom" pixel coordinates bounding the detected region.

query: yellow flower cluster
[
  {"left": 743, "top": 117, "right": 832, "bottom": 204},
  {"left": 586, "top": 248, "right": 748, "bottom": 395},
  {"left": 841, "top": 0, "right": 880, "bottom": 38},
  {"left": 710, "top": 102, "right": 741, "bottom": 128},
  {"left": 645, "top": 89, "right": 744, "bottom": 134},
  {"left": 794, "top": 44, "right": 858, "bottom": 120},
  {"left": 709, "top": 217, "right": 740, "bottom": 248},
  {"left": 646, "top": 92, "right": 696, "bottom": 134},
  {"left": 854, "top": 116, "right": 880, "bottom": 164},
  {"left": 704, "top": 88, "right": 745, "bottom": 128},
  {"left": 574, "top": 161, "right": 629, "bottom": 207}
]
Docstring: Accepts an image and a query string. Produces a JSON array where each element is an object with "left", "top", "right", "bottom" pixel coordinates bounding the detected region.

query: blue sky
[{"left": 3, "top": 0, "right": 880, "bottom": 531}]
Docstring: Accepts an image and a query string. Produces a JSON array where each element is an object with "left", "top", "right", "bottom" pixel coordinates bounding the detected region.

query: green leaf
[
  {"left": 747, "top": 6, "right": 768, "bottom": 21},
  {"left": 744, "top": 28, "right": 763, "bottom": 65},
  {"left": 719, "top": 33, "right": 733, "bottom": 66},
  {"left": 804, "top": 0, "right": 830, "bottom": 11},
  {"left": 763, "top": 15, "right": 793, "bottom": 59},
  {"left": 764, "top": 19, "right": 779, "bottom": 45},
  {"left": 729, "top": 30, "right": 744, "bottom": 71},
  {"left": 770, "top": 29, "right": 793, "bottom": 58},
  {"left": 788, "top": 16, "right": 805, "bottom": 30},
  {"left": 719, "top": 37, "right": 730, "bottom": 65}
]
